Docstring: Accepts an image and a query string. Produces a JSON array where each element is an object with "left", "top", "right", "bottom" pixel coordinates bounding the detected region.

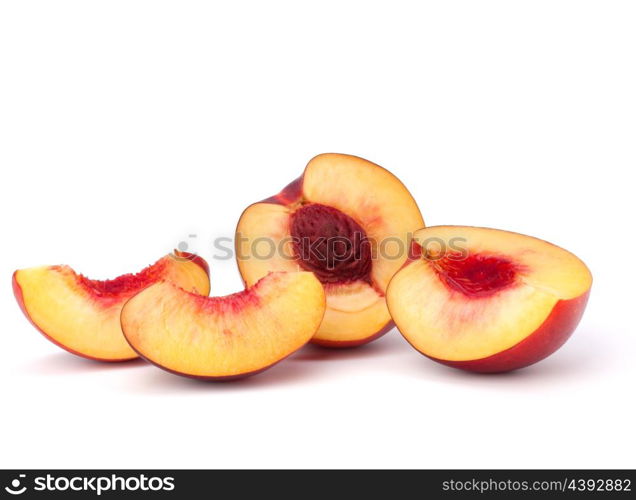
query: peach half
[
  {"left": 386, "top": 226, "right": 592, "bottom": 372},
  {"left": 13, "top": 251, "right": 210, "bottom": 362},
  {"left": 120, "top": 271, "right": 326, "bottom": 380},
  {"left": 236, "top": 153, "right": 424, "bottom": 347}
]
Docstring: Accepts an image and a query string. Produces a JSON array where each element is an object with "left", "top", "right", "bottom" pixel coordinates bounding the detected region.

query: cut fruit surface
[
  {"left": 121, "top": 271, "right": 326, "bottom": 380},
  {"left": 387, "top": 226, "right": 592, "bottom": 372},
  {"left": 13, "top": 251, "right": 210, "bottom": 361},
  {"left": 236, "top": 153, "right": 424, "bottom": 347}
]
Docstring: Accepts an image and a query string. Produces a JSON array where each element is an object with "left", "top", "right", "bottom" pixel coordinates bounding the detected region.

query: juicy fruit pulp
[
  {"left": 77, "top": 262, "right": 167, "bottom": 298},
  {"left": 13, "top": 252, "right": 210, "bottom": 361},
  {"left": 121, "top": 271, "right": 326, "bottom": 380},
  {"left": 387, "top": 226, "right": 592, "bottom": 372},
  {"left": 290, "top": 203, "right": 372, "bottom": 284},
  {"left": 431, "top": 253, "right": 520, "bottom": 298}
]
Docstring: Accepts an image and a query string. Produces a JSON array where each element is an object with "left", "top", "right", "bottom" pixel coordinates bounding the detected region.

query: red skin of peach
[
  {"left": 12, "top": 271, "right": 135, "bottom": 363},
  {"left": 261, "top": 175, "right": 304, "bottom": 205},
  {"left": 254, "top": 172, "right": 392, "bottom": 348},
  {"left": 418, "top": 290, "right": 591, "bottom": 373}
]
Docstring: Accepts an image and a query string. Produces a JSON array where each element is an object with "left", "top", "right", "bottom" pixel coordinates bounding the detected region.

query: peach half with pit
[
  {"left": 386, "top": 226, "right": 592, "bottom": 372},
  {"left": 120, "top": 271, "right": 326, "bottom": 380},
  {"left": 236, "top": 153, "right": 424, "bottom": 347},
  {"left": 13, "top": 251, "right": 210, "bottom": 362}
]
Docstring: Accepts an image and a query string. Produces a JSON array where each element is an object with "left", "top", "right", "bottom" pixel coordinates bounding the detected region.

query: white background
[{"left": 1, "top": 1, "right": 634, "bottom": 469}]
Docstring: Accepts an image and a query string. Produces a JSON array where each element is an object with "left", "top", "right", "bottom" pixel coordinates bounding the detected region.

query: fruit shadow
[
  {"left": 122, "top": 331, "right": 405, "bottom": 394},
  {"left": 126, "top": 359, "right": 321, "bottom": 394},
  {"left": 21, "top": 351, "right": 324, "bottom": 392},
  {"left": 20, "top": 352, "right": 147, "bottom": 376},
  {"left": 289, "top": 331, "right": 403, "bottom": 362},
  {"left": 405, "top": 327, "right": 608, "bottom": 385}
]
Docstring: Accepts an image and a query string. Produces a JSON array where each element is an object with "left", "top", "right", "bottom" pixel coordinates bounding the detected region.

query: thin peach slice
[
  {"left": 386, "top": 226, "right": 592, "bottom": 372},
  {"left": 236, "top": 153, "right": 424, "bottom": 347},
  {"left": 120, "top": 271, "right": 326, "bottom": 380},
  {"left": 13, "top": 251, "right": 210, "bottom": 362}
]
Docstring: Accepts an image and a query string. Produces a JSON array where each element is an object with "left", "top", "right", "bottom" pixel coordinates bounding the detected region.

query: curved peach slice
[
  {"left": 13, "top": 251, "right": 210, "bottom": 362},
  {"left": 120, "top": 271, "right": 326, "bottom": 380},
  {"left": 386, "top": 226, "right": 592, "bottom": 372},
  {"left": 236, "top": 153, "right": 424, "bottom": 347}
]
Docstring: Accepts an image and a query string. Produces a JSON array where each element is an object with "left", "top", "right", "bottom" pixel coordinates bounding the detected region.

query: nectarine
[
  {"left": 13, "top": 251, "right": 210, "bottom": 361},
  {"left": 386, "top": 226, "right": 592, "bottom": 372},
  {"left": 120, "top": 271, "right": 326, "bottom": 380},
  {"left": 236, "top": 153, "right": 424, "bottom": 347}
]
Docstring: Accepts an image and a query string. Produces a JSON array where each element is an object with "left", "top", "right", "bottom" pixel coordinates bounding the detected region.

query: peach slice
[
  {"left": 120, "top": 271, "right": 326, "bottom": 380},
  {"left": 236, "top": 153, "right": 424, "bottom": 347},
  {"left": 386, "top": 226, "right": 592, "bottom": 372},
  {"left": 13, "top": 251, "right": 210, "bottom": 362}
]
